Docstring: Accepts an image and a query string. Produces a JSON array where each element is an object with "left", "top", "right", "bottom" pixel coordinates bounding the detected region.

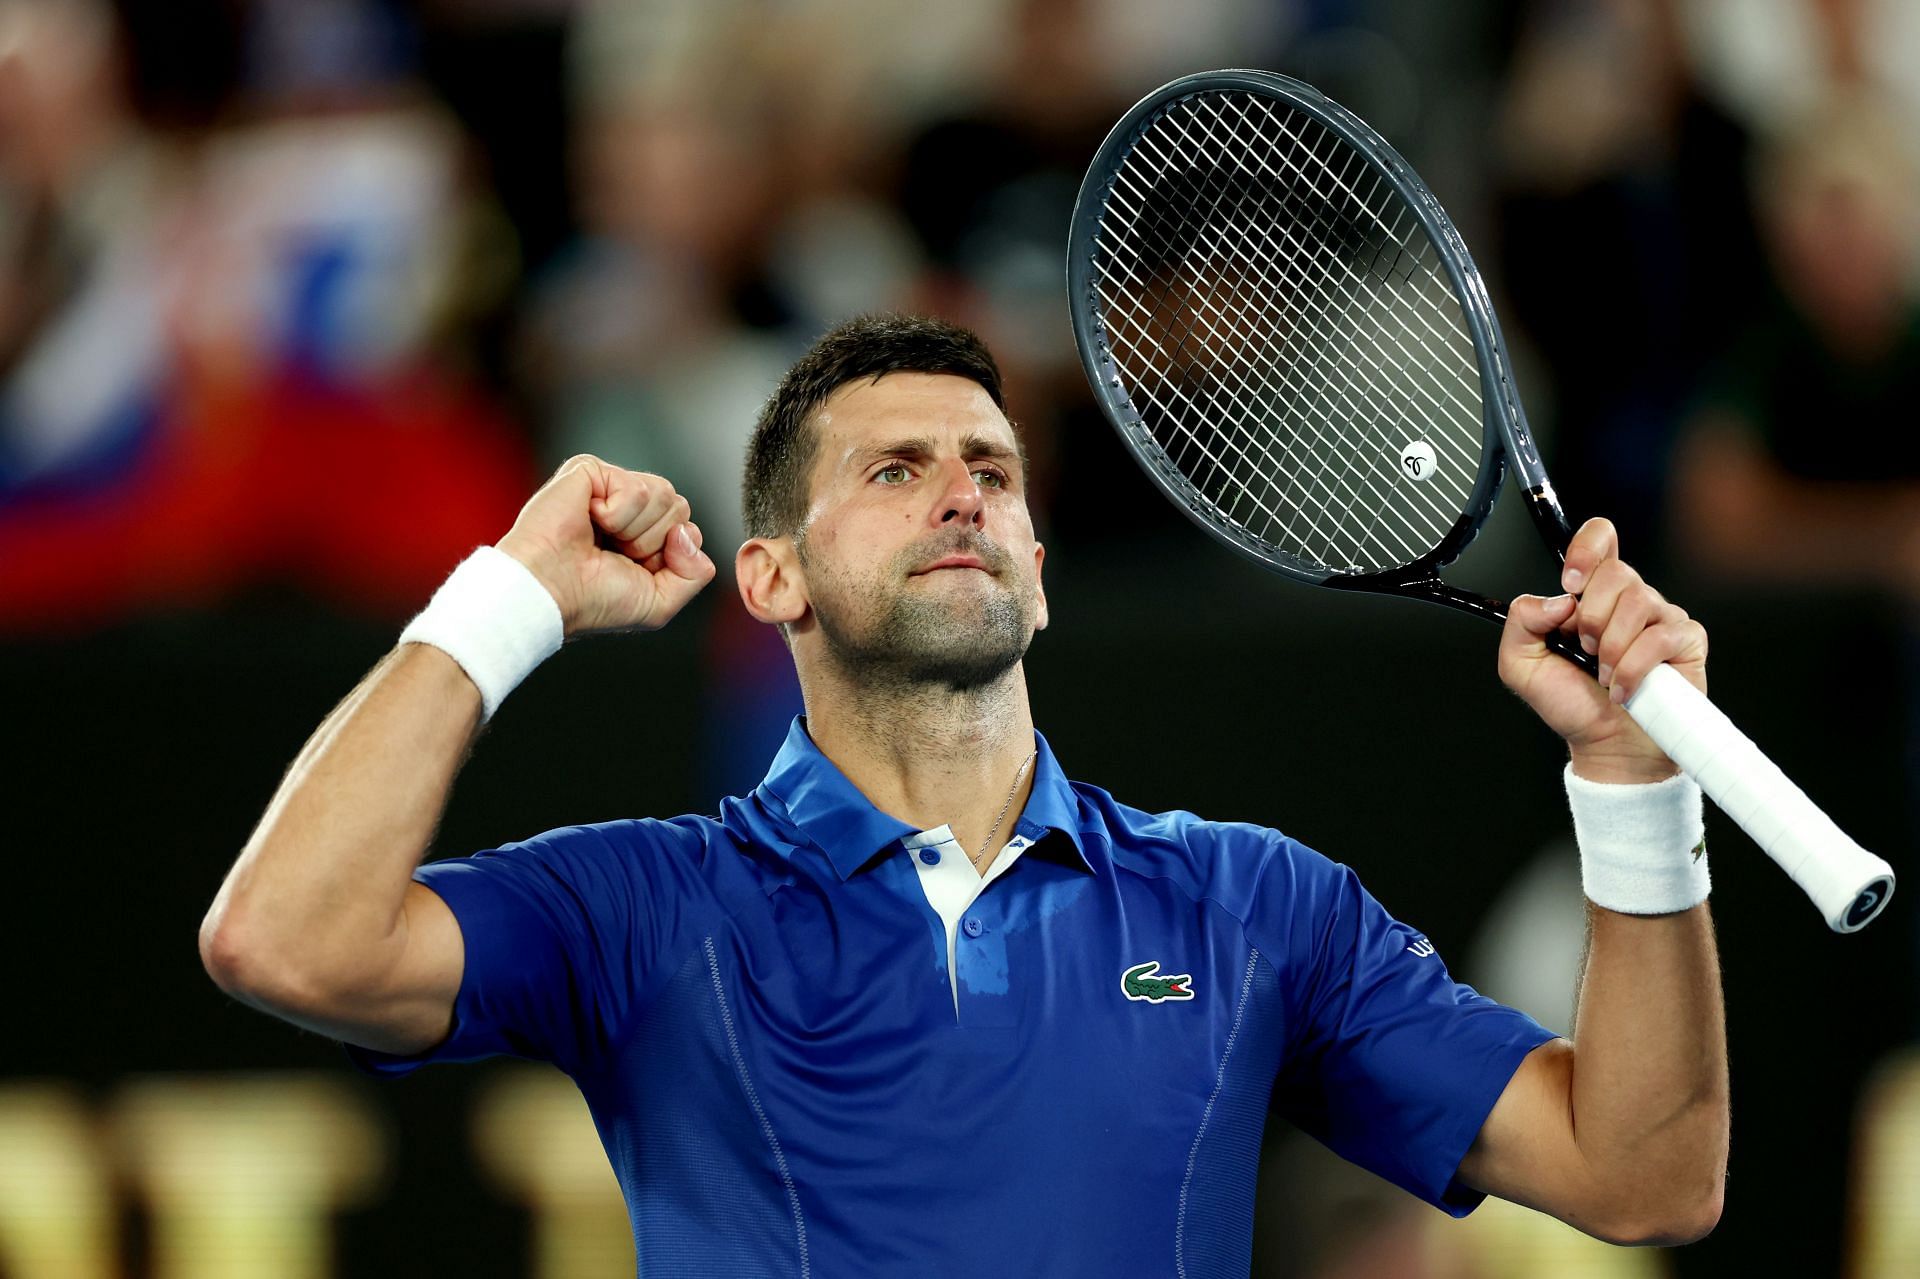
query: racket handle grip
[{"left": 1623, "top": 663, "right": 1895, "bottom": 933}]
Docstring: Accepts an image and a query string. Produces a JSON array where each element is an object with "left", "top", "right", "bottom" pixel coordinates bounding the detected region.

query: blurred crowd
[
  {"left": 1, "top": 0, "right": 1916, "bottom": 634},
  {"left": 3, "top": 0, "right": 1916, "bottom": 620},
  {"left": 2, "top": 0, "right": 1918, "bottom": 1274}
]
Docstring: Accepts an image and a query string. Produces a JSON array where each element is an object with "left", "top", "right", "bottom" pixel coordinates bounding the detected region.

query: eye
[
  {"left": 875, "top": 463, "right": 911, "bottom": 485},
  {"left": 973, "top": 468, "right": 1006, "bottom": 488}
]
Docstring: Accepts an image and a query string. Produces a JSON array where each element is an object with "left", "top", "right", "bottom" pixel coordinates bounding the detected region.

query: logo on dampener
[{"left": 1399, "top": 441, "right": 1437, "bottom": 481}]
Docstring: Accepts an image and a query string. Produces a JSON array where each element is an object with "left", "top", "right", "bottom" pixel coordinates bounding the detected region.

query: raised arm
[
  {"left": 198, "top": 456, "right": 715, "bottom": 1055},
  {"left": 1457, "top": 517, "right": 1729, "bottom": 1245}
]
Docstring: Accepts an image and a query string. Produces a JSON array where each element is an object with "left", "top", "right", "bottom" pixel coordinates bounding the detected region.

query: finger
[
  {"left": 1508, "top": 591, "right": 1578, "bottom": 639},
  {"left": 1609, "top": 617, "right": 1709, "bottom": 703},
  {"left": 649, "top": 524, "right": 718, "bottom": 619},
  {"left": 1593, "top": 586, "right": 1672, "bottom": 688},
  {"left": 523, "top": 453, "right": 602, "bottom": 522},
  {"left": 1561, "top": 516, "right": 1618, "bottom": 593},
  {"left": 636, "top": 517, "right": 705, "bottom": 572},
  {"left": 1569, "top": 555, "right": 1642, "bottom": 656},
  {"left": 552, "top": 452, "right": 608, "bottom": 485},
  {"left": 662, "top": 523, "right": 711, "bottom": 578},
  {"left": 592, "top": 471, "right": 675, "bottom": 544},
  {"left": 549, "top": 454, "right": 613, "bottom": 513},
  {"left": 1497, "top": 593, "right": 1584, "bottom": 695},
  {"left": 547, "top": 452, "right": 604, "bottom": 489},
  {"left": 618, "top": 494, "right": 692, "bottom": 562}
]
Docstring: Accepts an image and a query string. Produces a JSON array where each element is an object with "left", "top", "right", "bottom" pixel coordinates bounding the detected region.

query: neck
[{"left": 799, "top": 659, "right": 1039, "bottom": 867}]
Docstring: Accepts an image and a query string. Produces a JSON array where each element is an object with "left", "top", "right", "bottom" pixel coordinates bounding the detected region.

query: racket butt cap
[{"left": 1835, "top": 874, "right": 1896, "bottom": 934}]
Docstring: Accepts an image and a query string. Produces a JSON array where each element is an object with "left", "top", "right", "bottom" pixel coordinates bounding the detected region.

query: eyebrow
[{"left": 848, "top": 434, "right": 1023, "bottom": 473}]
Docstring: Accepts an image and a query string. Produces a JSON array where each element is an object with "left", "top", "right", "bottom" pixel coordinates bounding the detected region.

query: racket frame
[{"left": 1067, "top": 68, "right": 1587, "bottom": 662}]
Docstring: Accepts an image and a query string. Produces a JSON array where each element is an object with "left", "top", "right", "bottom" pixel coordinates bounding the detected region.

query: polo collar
[{"left": 757, "top": 717, "right": 1093, "bottom": 881}]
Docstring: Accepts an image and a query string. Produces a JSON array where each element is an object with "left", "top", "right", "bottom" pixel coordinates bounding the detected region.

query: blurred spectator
[
  {"left": 1668, "top": 92, "right": 1920, "bottom": 594},
  {"left": 1494, "top": 0, "right": 1767, "bottom": 564},
  {"left": 1683, "top": 0, "right": 1920, "bottom": 175},
  {"left": 0, "top": 0, "right": 173, "bottom": 512},
  {"left": 515, "top": 73, "right": 793, "bottom": 556},
  {"left": 0, "top": 0, "right": 532, "bottom": 630}
]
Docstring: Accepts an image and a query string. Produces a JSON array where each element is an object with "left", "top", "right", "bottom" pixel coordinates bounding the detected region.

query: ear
[
  {"left": 1032, "top": 541, "right": 1049, "bottom": 632},
  {"left": 736, "top": 536, "right": 809, "bottom": 626}
]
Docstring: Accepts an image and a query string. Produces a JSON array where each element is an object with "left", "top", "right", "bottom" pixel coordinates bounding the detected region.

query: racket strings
[
  {"left": 1099, "top": 162, "right": 1405, "bottom": 561},
  {"left": 1112, "top": 141, "right": 1388, "bottom": 533},
  {"left": 1087, "top": 89, "right": 1487, "bottom": 575},
  {"left": 1132, "top": 116, "right": 1469, "bottom": 559},
  {"left": 1112, "top": 101, "right": 1474, "bottom": 565},
  {"left": 1098, "top": 179, "right": 1377, "bottom": 558},
  {"left": 1139, "top": 95, "right": 1482, "bottom": 519},
  {"left": 1099, "top": 158, "right": 1440, "bottom": 567}
]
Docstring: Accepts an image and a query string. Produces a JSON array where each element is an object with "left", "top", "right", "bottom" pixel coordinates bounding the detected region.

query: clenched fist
[
  {"left": 497, "top": 455, "right": 716, "bottom": 636},
  {"left": 1499, "top": 517, "right": 1709, "bottom": 784}
]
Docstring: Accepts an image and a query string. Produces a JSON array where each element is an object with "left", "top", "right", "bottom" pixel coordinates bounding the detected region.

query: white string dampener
[{"left": 1624, "top": 664, "right": 1896, "bottom": 933}]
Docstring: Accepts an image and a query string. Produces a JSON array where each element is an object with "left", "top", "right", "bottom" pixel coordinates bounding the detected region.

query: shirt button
[
  {"left": 963, "top": 916, "right": 985, "bottom": 938},
  {"left": 918, "top": 848, "right": 941, "bottom": 866}
]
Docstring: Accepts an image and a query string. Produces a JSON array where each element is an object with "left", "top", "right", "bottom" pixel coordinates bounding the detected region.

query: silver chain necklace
[{"left": 973, "top": 748, "right": 1038, "bottom": 869}]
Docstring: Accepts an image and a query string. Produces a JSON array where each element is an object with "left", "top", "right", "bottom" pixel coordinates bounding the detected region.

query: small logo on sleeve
[
  {"left": 1406, "top": 936, "right": 1436, "bottom": 958},
  {"left": 1122, "top": 961, "right": 1195, "bottom": 1002}
]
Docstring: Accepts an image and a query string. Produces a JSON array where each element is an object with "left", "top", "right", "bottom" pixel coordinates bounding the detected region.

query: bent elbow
[
  {"left": 199, "top": 914, "right": 250, "bottom": 994},
  {"left": 1594, "top": 1185, "right": 1724, "bottom": 1248},
  {"left": 199, "top": 913, "right": 313, "bottom": 1012},
  {"left": 1666, "top": 1185, "right": 1725, "bottom": 1247}
]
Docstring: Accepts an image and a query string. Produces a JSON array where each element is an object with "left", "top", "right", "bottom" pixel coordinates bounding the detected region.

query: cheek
[{"left": 809, "top": 516, "right": 893, "bottom": 582}]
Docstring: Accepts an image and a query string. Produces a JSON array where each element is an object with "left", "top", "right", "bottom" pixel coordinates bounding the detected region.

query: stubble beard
[{"left": 800, "top": 535, "right": 1035, "bottom": 696}]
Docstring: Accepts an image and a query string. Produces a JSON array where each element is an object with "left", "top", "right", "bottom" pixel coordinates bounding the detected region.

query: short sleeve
[
  {"left": 1265, "top": 849, "right": 1556, "bottom": 1215},
  {"left": 344, "top": 819, "right": 707, "bottom": 1080}
]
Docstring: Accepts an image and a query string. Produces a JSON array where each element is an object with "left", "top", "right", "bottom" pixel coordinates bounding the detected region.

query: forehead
[{"left": 811, "top": 371, "right": 1015, "bottom": 463}]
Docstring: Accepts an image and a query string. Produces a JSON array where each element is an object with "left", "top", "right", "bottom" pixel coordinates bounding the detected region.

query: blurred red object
[{"left": 0, "top": 368, "right": 532, "bottom": 631}]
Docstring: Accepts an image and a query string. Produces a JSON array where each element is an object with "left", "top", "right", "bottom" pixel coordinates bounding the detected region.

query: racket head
[{"left": 1068, "top": 69, "right": 1532, "bottom": 588}]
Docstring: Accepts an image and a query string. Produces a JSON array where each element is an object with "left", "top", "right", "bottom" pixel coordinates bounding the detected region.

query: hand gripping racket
[{"left": 1067, "top": 69, "right": 1895, "bottom": 932}]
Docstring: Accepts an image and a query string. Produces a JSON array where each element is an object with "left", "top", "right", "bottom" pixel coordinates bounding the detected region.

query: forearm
[
  {"left": 200, "top": 643, "right": 482, "bottom": 996},
  {"left": 1567, "top": 901, "right": 1728, "bottom": 1236}
]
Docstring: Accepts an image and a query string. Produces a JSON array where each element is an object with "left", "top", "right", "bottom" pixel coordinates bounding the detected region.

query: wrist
[
  {"left": 1564, "top": 764, "right": 1709, "bottom": 915},
  {"left": 399, "top": 547, "right": 565, "bottom": 721},
  {"left": 494, "top": 534, "right": 575, "bottom": 633},
  {"left": 1568, "top": 746, "right": 1680, "bottom": 785}
]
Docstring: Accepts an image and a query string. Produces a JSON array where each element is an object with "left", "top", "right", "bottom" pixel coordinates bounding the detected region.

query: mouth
[{"left": 912, "top": 554, "right": 991, "bottom": 575}]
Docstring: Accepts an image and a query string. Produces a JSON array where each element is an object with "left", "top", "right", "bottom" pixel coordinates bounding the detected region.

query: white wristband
[
  {"left": 400, "top": 547, "right": 564, "bottom": 721},
  {"left": 1564, "top": 764, "right": 1711, "bottom": 915}
]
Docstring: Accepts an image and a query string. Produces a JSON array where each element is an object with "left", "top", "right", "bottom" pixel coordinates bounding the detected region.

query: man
[{"left": 201, "top": 315, "right": 1726, "bottom": 1275}]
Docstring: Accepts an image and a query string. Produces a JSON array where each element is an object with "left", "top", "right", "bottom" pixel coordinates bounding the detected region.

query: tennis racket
[{"left": 1066, "top": 68, "right": 1895, "bottom": 933}]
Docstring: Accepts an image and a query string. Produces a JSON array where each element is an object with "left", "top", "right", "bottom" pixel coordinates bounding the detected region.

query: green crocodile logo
[{"left": 1122, "top": 961, "right": 1195, "bottom": 1003}]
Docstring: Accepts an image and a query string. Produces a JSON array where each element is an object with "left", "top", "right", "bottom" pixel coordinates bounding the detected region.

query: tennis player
[{"left": 201, "top": 315, "right": 1726, "bottom": 1275}]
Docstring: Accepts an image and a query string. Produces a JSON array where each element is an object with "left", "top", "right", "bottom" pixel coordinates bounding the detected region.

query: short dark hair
[{"left": 742, "top": 313, "right": 1008, "bottom": 540}]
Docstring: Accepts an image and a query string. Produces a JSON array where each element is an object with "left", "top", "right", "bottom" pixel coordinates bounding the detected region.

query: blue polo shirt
[{"left": 348, "top": 719, "right": 1554, "bottom": 1277}]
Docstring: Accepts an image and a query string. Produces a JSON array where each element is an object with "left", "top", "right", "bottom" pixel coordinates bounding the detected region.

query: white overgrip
[{"left": 1623, "top": 663, "right": 1895, "bottom": 932}]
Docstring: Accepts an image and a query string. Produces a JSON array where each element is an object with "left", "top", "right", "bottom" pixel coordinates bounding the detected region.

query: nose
[{"left": 932, "top": 457, "right": 986, "bottom": 529}]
